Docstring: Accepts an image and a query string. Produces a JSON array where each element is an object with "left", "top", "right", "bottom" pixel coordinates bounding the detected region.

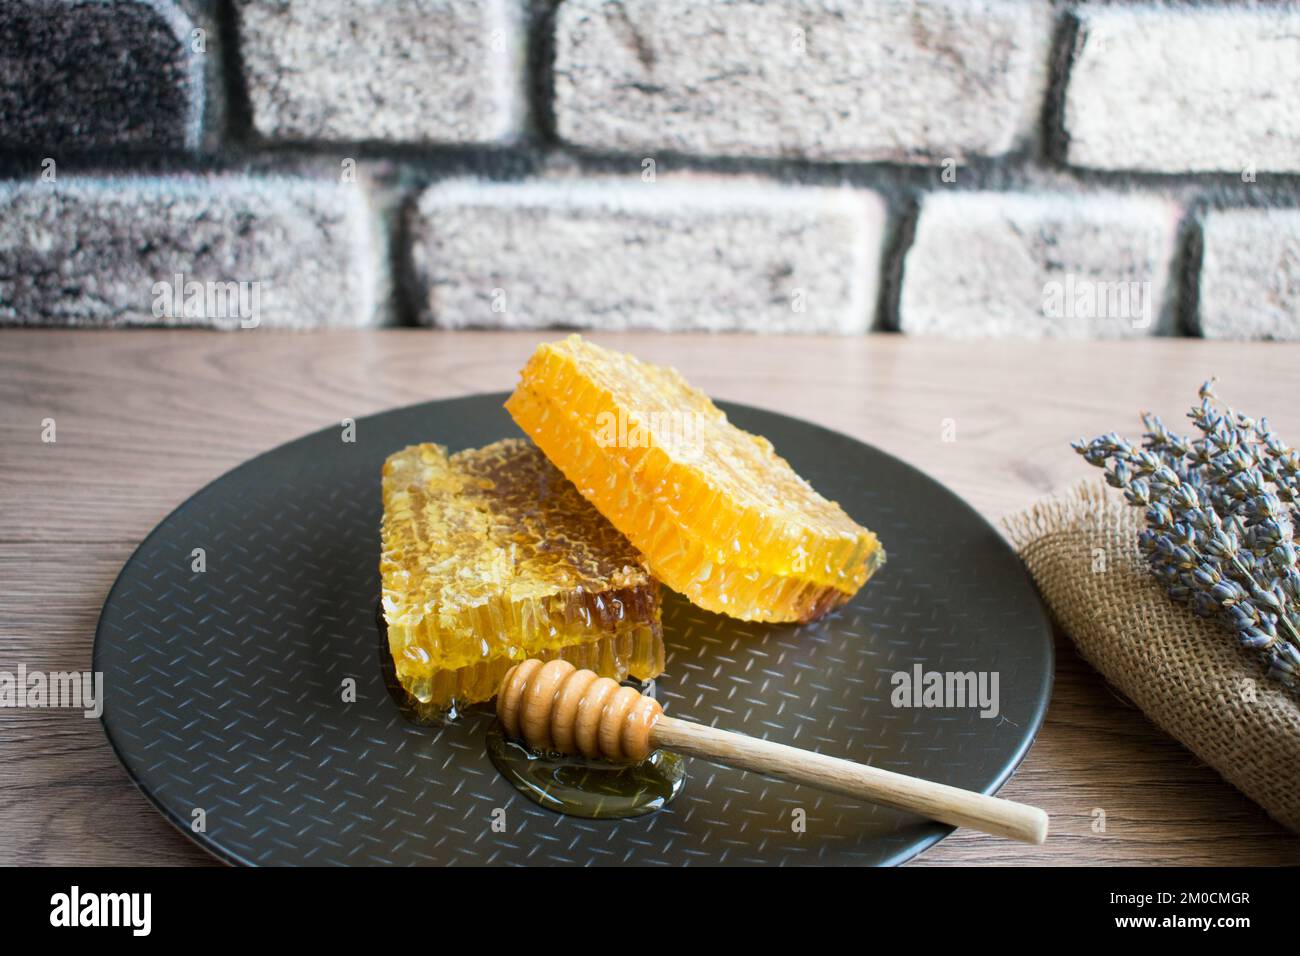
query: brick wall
[{"left": 1, "top": 0, "right": 1297, "bottom": 338}]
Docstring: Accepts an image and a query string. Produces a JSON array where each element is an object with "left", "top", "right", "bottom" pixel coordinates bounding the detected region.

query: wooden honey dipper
[{"left": 497, "top": 659, "right": 1048, "bottom": 845}]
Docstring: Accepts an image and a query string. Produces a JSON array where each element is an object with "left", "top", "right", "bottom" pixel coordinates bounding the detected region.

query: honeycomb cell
[
  {"left": 380, "top": 439, "right": 664, "bottom": 713},
  {"left": 505, "top": 336, "right": 884, "bottom": 622}
]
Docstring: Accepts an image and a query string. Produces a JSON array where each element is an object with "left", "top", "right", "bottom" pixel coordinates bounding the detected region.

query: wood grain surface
[{"left": 2, "top": 329, "right": 1299, "bottom": 866}]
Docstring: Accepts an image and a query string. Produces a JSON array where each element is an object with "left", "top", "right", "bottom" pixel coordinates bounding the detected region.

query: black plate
[{"left": 95, "top": 394, "right": 1053, "bottom": 866}]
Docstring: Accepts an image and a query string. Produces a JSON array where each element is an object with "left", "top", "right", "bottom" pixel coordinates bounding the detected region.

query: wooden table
[{"left": 3, "top": 329, "right": 1298, "bottom": 866}]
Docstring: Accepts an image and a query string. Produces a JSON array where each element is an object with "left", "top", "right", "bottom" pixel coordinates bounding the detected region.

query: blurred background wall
[{"left": 0, "top": 0, "right": 1297, "bottom": 338}]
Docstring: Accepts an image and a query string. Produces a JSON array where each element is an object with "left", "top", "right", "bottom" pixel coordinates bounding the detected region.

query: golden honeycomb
[
  {"left": 505, "top": 336, "right": 884, "bottom": 622},
  {"left": 380, "top": 439, "right": 664, "bottom": 713}
]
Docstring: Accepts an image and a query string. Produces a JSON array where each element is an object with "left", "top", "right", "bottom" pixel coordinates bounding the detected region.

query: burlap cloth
[{"left": 1003, "top": 479, "right": 1300, "bottom": 833}]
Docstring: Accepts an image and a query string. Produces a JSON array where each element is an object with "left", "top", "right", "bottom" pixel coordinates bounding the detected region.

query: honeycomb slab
[
  {"left": 380, "top": 439, "right": 664, "bottom": 713},
  {"left": 506, "top": 335, "right": 885, "bottom": 623}
]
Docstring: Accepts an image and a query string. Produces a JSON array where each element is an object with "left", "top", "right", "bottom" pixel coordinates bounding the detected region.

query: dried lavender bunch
[{"left": 1073, "top": 379, "right": 1300, "bottom": 692}]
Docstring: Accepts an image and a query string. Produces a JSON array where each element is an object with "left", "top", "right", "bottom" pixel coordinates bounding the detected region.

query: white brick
[
  {"left": 234, "top": 0, "right": 525, "bottom": 144},
  {"left": 409, "top": 178, "right": 884, "bottom": 332},
  {"left": 1199, "top": 209, "right": 1300, "bottom": 341},
  {"left": 899, "top": 192, "right": 1180, "bottom": 338},
  {"left": 0, "top": 177, "right": 378, "bottom": 329},
  {"left": 554, "top": 0, "right": 1050, "bottom": 163},
  {"left": 1064, "top": 5, "right": 1300, "bottom": 174}
]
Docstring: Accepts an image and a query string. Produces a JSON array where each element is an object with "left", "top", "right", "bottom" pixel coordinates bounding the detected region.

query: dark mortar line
[
  {"left": 1040, "top": 6, "right": 1080, "bottom": 169},
  {"left": 214, "top": 0, "right": 256, "bottom": 146},
  {"left": 526, "top": 0, "right": 563, "bottom": 148},
  {"left": 1178, "top": 209, "right": 1207, "bottom": 338},
  {"left": 2, "top": 137, "right": 1299, "bottom": 202},
  {"left": 390, "top": 190, "right": 425, "bottom": 329},
  {"left": 876, "top": 196, "right": 920, "bottom": 334}
]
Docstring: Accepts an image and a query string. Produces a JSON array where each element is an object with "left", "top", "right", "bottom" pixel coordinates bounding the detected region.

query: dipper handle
[{"left": 497, "top": 659, "right": 1048, "bottom": 845}]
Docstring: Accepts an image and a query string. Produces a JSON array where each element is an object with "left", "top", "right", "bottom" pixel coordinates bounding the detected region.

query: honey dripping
[{"left": 375, "top": 601, "right": 664, "bottom": 724}]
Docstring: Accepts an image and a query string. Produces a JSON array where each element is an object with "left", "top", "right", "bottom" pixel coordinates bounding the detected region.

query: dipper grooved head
[{"left": 497, "top": 659, "right": 664, "bottom": 762}]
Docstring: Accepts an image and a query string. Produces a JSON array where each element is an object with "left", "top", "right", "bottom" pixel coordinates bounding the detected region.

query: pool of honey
[{"left": 377, "top": 602, "right": 685, "bottom": 818}]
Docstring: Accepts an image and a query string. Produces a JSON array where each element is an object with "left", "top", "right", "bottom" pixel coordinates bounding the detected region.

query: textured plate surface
[{"left": 95, "top": 394, "right": 1052, "bottom": 866}]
